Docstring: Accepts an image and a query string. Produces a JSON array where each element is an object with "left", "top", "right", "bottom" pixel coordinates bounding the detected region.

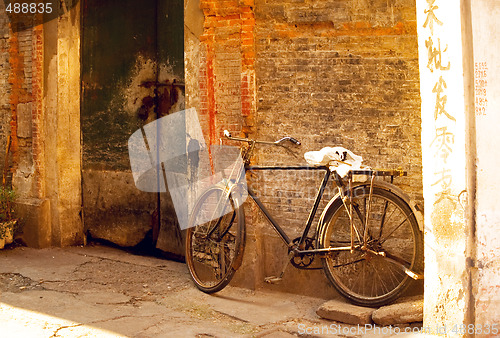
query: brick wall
[
  {"left": 0, "top": 3, "right": 11, "bottom": 184},
  {"left": 252, "top": 0, "right": 421, "bottom": 226},
  {"left": 1, "top": 6, "right": 48, "bottom": 202},
  {"left": 194, "top": 0, "right": 422, "bottom": 296},
  {"left": 0, "top": 5, "right": 83, "bottom": 248},
  {"left": 251, "top": 0, "right": 422, "bottom": 295},
  {"left": 198, "top": 0, "right": 256, "bottom": 146},
  {"left": 4, "top": 13, "right": 41, "bottom": 199}
]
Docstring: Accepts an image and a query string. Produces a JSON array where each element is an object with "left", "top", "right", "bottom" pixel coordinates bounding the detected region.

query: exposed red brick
[
  {"left": 7, "top": 29, "right": 22, "bottom": 168},
  {"left": 31, "top": 20, "right": 44, "bottom": 198},
  {"left": 198, "top": 0, "right": 257, "bottom": 142}
]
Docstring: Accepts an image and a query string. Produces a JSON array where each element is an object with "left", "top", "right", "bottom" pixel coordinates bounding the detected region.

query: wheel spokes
[{"left": 323, "top": 189, "right": 420, "bottom": 304}]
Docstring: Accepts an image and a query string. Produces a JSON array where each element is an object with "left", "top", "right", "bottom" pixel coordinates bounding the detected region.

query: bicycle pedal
[{"left": 264, "top": 276, "right": 282, "bottom": 284}]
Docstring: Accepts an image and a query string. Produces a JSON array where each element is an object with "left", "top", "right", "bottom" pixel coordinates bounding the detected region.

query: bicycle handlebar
[
  {"left": 280, "top": 137, "right": 301, "bottom": 145},
  {"left": 223, "top": 130, "right": 301, "bottom": 146}
]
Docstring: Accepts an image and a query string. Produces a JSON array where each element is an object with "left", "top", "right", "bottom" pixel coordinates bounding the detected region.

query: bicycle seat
[{"left": 304, "top": 146, "right": 363, "bottom": 177}]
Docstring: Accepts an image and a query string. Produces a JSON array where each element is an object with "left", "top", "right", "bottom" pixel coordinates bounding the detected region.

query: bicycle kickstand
[{"left": 264, "top": 251, "right": 295, "bottom": 284}]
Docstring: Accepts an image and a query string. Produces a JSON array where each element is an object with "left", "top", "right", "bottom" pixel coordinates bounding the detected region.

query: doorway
[{"left": 81, "top": 0, "right": 185, "bottom": 255}]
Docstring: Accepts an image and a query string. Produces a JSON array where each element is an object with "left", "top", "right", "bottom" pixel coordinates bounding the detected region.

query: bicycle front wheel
[
  {"left": 319, "top": 187, "right": 423, "bottom": 307},
  {"left": 185, "top": 186, "right": 246, "bottom": 293}
]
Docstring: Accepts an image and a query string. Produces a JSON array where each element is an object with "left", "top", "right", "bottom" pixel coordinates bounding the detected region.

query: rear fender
[
  {"left": 315, "top": 181, "right": 424, "bottom": 245},
  {"left": 368, "top": 181, "right": 424, "bottom": 232}
]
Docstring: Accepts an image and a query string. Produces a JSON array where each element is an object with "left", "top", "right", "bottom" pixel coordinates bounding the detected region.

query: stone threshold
[{"left": 317, "top": 296, "right": 423, "bottom": 326}]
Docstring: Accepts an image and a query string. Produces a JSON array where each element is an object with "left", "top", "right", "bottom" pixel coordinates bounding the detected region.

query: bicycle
[{"left": 185, "top": 131, "right": 424, "bottom": 307}]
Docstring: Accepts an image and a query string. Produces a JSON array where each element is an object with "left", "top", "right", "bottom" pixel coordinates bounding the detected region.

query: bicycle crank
[
  {"left": 264, "top": 251, "right": 295, "bottom": 284},
  {"left": 290, "top": 237, "right": 316, "bottom": 269}
]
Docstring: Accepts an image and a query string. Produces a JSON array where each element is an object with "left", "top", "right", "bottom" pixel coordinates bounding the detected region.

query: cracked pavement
[{"left": 0, "top": 243, "right": 357, "bottom": 337}]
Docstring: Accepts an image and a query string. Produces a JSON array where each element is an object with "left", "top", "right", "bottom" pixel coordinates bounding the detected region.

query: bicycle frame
[
  {"left": 244, "top": 165, "right": 330, "bottom": 250},
  {"left": 234, "top": 165, "right": 412, "bottom": 257},
  {"left": 221, "top": 131, "right": 413, "bottom": 258},
  {"left": 186, "top": 131, "right": 423, "bottom": 302}
]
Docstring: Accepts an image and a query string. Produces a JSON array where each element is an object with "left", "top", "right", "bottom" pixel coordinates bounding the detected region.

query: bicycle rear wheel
[
  {"left": 318, "top": 186, "right": 422, "bottom": 307},
  {"left": 185, "top": 186, "right": 245, "bottom": 293}
]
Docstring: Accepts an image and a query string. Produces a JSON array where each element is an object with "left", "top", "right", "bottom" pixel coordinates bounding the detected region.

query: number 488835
[{"left": 6, "top": 2, "right": 53, "bottom": 14}]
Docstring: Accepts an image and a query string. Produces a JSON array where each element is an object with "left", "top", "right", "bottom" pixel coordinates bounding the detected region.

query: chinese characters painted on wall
[
  {"left": 475, "top": 61, "right": 488, "bottom": 116},
  {"left": 424, "top": 0, "right": 455, "bottom": 204}
]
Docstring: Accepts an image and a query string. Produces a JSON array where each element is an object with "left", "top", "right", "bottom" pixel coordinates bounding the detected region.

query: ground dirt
[{"left": 0, "top": 243, "right": 427, "bottom": 337}]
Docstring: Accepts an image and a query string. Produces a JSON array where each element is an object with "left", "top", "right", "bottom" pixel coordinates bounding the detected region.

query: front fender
[{"left": 214, "top": 180, "right": 247, "bottom": 209}]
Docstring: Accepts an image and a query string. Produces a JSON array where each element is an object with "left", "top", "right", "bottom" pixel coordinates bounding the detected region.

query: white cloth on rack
[{"left": 304, "top": 146, "right": 363, "bottom": 177}]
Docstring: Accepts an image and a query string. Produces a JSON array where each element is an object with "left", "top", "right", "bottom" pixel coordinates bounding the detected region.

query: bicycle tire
[
  {"left": 185, "top": 186, "right": 246, "bottom": 293},
  {"left": 318, "top": 186, "right": 423, "bottom": 307}
]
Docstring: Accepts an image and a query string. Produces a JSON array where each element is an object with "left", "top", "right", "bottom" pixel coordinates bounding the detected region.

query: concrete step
[
  {"left": 372, "top": 296, "right": 424, "bottom": 326},
  {"left": 317, "top": 296, "right": 424, "bottom": 327},
  {"left": 316, "top": 299, "right": 374, "bottom": 325}
]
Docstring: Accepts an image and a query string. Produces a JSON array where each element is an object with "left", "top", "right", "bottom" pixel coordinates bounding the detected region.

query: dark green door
[{"left": 81, "top": 0, "right": 184, "bottom": 255}]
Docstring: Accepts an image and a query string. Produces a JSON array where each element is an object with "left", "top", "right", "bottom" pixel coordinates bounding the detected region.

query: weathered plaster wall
[
  {"left": 1, "top": 2, "right": 84, "bottom": 248},
  {"left": 416, "top": 0, "right": 475, "bottom": 333},
  {"left": 184, "top": 0, "right": 204, "bottom": 111},
  {"left": 417, "top": 0, "right": 500, "bottom": 331},
  {"left": 50, "top": 1, "right": 83, "bottom": 246},
  {"left": 471, "top": 0, "right": 500, "bottom": 327}
]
